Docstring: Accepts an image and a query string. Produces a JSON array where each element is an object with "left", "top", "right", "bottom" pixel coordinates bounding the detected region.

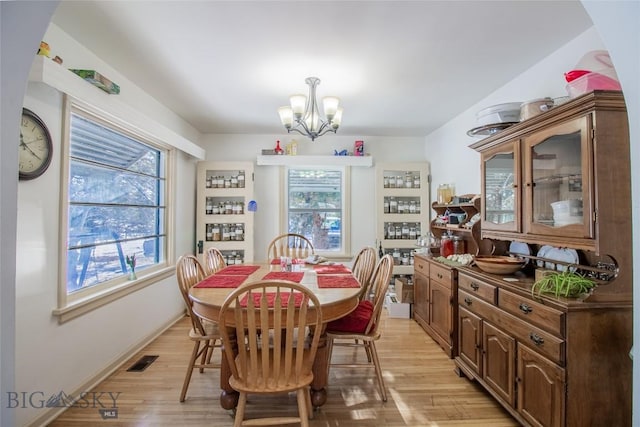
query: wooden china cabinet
[{"left": 459, "top": 91, "right": 632, "bottom": 427}]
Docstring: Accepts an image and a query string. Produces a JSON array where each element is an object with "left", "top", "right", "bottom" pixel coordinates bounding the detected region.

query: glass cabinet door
[
  {"left": 481, "top": 141, "right": 520, "bottom": 232},
  {"left": 523, "top": 116, "right": 593, "bottom": 238}
]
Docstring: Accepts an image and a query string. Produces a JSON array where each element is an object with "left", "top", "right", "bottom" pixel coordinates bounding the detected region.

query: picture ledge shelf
[
  {"left": 256, "top": 154, "right": 373, "bottom": 167},
  {"left": 27, "top": 55, "right": 204, "bottom": 159}
]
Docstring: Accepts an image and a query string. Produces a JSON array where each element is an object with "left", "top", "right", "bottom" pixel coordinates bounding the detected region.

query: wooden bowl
[{"left": 474, "top": 255, "right": 526, "bottom": 275}]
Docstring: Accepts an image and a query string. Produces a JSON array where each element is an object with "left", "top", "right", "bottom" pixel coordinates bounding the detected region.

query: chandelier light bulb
[
  {"left": 332, "top": 107, "right": 343, "bottom": 129},
  {"left": 289, "top": 94, "right": 307, "bottom": 118},
  {"left": 322, "top": 96, "right": 340, "bottom": 121},
  {"left": 278, "top": 106, "right": 294, "bottom": 129}
]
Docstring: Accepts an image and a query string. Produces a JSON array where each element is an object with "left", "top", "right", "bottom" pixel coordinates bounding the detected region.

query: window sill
[
  {"left": 256, "top": 154, "right": 373, "bottom": 167},
  {"left": 52, "top": 267, "right": 174, "bottom": 324}
]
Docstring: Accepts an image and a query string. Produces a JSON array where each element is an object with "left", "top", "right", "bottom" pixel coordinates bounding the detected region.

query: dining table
[{"left": 188, "top": 260, "right": 362, "bottom": 410}]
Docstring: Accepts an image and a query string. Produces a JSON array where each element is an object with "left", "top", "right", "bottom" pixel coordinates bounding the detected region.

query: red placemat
[
  {"left": 313, "top": 264, "right": 352, "bottom": 274},
  {"left": 261, "top": 272, "right": 304, "bottom": 282},
  {"left": 195, "top": 275, "right": 247, "bottom": 288},
  {"left": 239, "top": 292, "right": 304, "bottom": 308},
  {"left": 317, "top": 275, "right": 361, "bottom": 288},
  {"left": 216, "top": 265, "right": 260, "bottom": 275}
]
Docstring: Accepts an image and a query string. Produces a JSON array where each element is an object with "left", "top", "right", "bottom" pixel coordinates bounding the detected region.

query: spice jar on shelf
[
  {"left": 404, "top": 171, "right": 413, "bottom": 188},
  {"left": 453, "top": 235, "right": 466, "bottom": 255},
  {"left": 440, "top": 232, "right": 454, "bottom": 257},
  {"left": 437, "top": 184, "right": 453, "bottom": 204},
  {"left": 389, "top": 197, "right": 398, "bottom": 213},
  {"left": 413, "top": 174, "right": 421, "bottom": 188},
  {"left": 212, "top": 224, "right": 221, "bottom": 241},
  {"left": 392, "top": 248, "right": 401, "bottom": 265}
]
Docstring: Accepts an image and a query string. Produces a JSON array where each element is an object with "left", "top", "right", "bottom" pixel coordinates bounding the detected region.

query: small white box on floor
[{"left": 385, "top": 294, "right": 412, "bottom": 318}]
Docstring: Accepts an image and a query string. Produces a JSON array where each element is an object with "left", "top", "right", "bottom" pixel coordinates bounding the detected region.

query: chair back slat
[
  {"left": 176, "top": 255, "right": 207, "bottom": 335},
  {"left": 352, "top": 246, "right": 377, "bottom": 301},
  {"left": 234, "top": 305, "right": 249, "bottom": 382},
  {"left": 204, "top": 247, "right": 226, "bottom": 276},
  {"left": 219, "top": 281, "right": 322, "bottom": 391},
  {"left": 267, "top": 233, "right": 315, "bottom": 261},
  {"left": 365, "top": 254, "right": 394, "bottom": 335}
]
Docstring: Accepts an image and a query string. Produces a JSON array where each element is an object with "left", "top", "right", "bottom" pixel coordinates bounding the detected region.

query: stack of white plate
[{"left": 536, "top": 245, "right": 579, "bottom": 272}]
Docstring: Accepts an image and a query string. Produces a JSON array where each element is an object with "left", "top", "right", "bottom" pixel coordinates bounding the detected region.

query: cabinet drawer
[
  {"left": 459, "top": 290, "right": 565, "bottom": 365},
  {"left": 430, "top": 262, "right": 452, "bottom": 284},
  {"left": 458, "top": 273, "right": 496, "bottom": 304},
  {"left": 414, "top": 256, "right": 429, "bottom": 277},
  {"left": 498, "top": 289, "right": 565, "bottom": 337}
]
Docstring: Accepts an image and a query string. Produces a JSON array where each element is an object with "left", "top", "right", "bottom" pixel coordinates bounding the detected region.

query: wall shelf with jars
[
  {"left": 196, "top": 161, "right": 254, "bottom": 265},
  {"left": 430, "top": 196, "right": 484, "bottom": 256},
  {"left": 375, "top": 162, "right": 430, "bottom": 278}
]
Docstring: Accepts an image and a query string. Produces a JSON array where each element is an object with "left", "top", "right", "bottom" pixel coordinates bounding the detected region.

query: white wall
[
  {"left": 425, "top": 27, "right": 605, "bottom": 202},
  {"left": 200, "top": 134, "right": 427, "bottom": 259},
  {"left": 12, "top": 23, "right": 202, "bottom": 427}
]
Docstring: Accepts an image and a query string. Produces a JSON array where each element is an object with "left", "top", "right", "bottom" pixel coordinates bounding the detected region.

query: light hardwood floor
[{"left": 48, "top": 311, "right": 519, "bottom": 426}]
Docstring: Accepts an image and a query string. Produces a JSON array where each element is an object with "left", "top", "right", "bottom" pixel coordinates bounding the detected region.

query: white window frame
[
  {"left": 53, "top": 96, "right": 175, "bottom": 323},
  {"left": 281, "top": 165, "right": 351, "bottom": 258}
]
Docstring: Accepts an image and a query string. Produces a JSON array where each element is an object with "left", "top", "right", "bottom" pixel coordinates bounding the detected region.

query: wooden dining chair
[
  {"left": 204, "top": 246, "right": 226, "bottom": 276},
  {"left": 351, "top": 246, "right": 377, "bottom": 302},
  {"left": 267, "top": 233, "right": 315, "bottom": 261},
  {"left": 325, "top": 254, "right": 394, "bottom": 402},
  {"left": 218, "top": 280, "right": 322, "bottom": 427},
  {"left": 176, "top": 254, "right": 221, "bottom": 402}
]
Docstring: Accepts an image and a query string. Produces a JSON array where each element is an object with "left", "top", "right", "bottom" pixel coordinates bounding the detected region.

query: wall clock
[{"left": 19, "top": 108, "right": 53, "bottom": 180}]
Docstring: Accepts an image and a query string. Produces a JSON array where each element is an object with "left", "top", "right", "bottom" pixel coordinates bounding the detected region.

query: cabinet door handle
[
  {"left": 519, "top": 303, "right": 533, "bottom": 314},
  {"left": 470, "top": 283, "right": 480, "bottom": 291},
  {"left": 464, "top": 297, "right": 472, "bottom": 306},
  {"left": 529, "top": 333, "right": 544, "bottom": 346},
  {"left": 437, "top": 273, "right": 443, "bottom": 279}
]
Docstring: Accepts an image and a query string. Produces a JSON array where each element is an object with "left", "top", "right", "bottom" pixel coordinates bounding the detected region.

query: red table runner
[
  {"left": 313, "top": 264, "right": 352, "bottom": 274},
  {"left": 216, "top": 265, "right": 260, "bottom": 275},
  {"left": 261, "top": 272, "right": 304, "bottom": 282},
  {"left": 239, "top": 291, "right": 304, "bottom": 308},
  {"left": 195, "top": 275, "right": 247, "bottom": 288},
  {"left": 317, "top": 275, "right": 361, "bottom": 288}
]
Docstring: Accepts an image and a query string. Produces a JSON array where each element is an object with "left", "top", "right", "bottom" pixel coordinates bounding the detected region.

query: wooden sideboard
[
  {"left": 413, "top": 254, "right": 457, "bottom": 358},
  {"left": 455, "top": 267, "right": 631, "bottom": 427}
]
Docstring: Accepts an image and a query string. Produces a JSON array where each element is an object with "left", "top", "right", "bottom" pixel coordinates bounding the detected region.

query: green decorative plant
[
  {"left": 531, "top": 270, "right": 596, "bottom": 298},
  {"left": 126, "top": 254, "right": 137, "bottom": 280}
]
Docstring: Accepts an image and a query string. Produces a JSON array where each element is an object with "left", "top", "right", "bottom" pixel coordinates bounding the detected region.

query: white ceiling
[{"left": 51, "top": 1, "right": 593, "bottom": 138}]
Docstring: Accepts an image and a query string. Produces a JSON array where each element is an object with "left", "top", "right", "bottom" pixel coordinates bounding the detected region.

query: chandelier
[{"left": 278, "top": 77, "right": 343, "bottom": 141}]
